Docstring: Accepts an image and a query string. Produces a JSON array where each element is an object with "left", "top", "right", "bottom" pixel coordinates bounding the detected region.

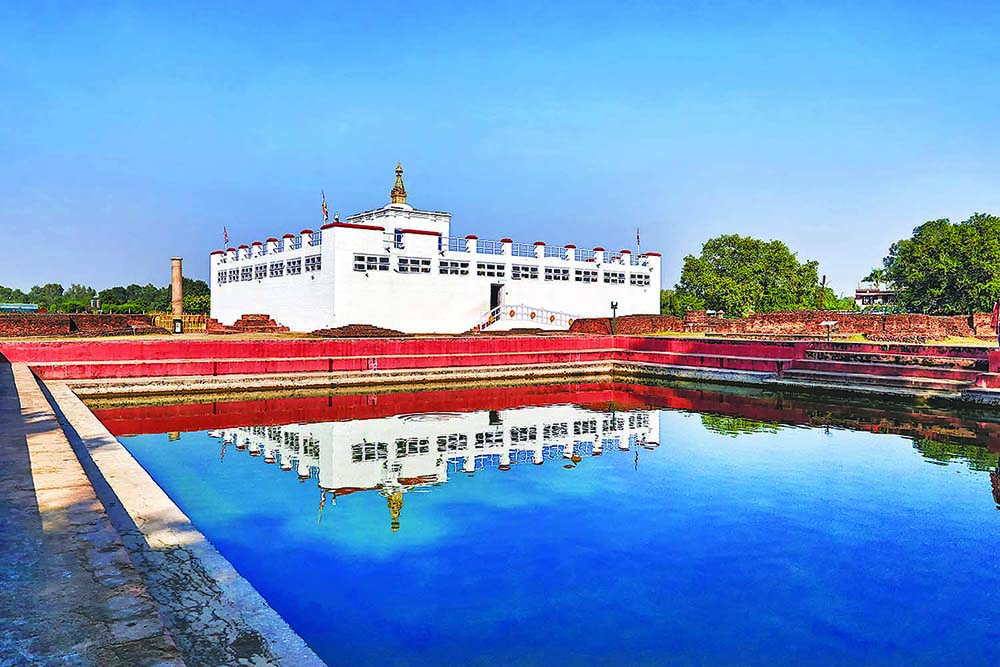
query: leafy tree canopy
[
  {"left": 878, "top": 213, "right": 1000, "bottom": 315},
  {"left": 675, "top": 234, "right": 837, "bottom": 317},
  {"left": 0, "top": 278, "right": 210, "bottom": 314}
]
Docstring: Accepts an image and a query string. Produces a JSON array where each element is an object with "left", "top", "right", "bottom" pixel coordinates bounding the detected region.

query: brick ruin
[
  {"left": 0, "top": 314, "right": 167, "bottom": 338},
  {"left": 570, "top": 310, "right": 997, "bottom": 344}
]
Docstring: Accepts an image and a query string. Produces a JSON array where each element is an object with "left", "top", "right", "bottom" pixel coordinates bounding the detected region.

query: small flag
[
  {"left": 321, "top": 190, "right": 329, "bottom": 222},
  {"left": 224, "top": 226, "right": 229, "bottom": 245},
  {"left": 636, "top": 227, "right": 640, "bottom": 251}
]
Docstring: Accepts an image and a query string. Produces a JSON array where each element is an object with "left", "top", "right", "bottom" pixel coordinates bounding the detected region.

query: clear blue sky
[{"left": 1, "top": 1, "right": 997, "bottom": 294}]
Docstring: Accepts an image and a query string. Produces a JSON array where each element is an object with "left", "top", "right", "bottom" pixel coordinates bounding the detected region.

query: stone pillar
[{"left": 171, "top": 257, "right": 183, "bottom": 316}]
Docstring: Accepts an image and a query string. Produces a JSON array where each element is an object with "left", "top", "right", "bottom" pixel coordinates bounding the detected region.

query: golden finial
[
  {"left": 390, "top": 162, "right": 407, "bottom": 205},
  {"left": 387, "top": 490, "right": 404, "bottom": 532}
]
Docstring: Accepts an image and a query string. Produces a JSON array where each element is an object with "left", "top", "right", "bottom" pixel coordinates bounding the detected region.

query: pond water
[{"left": 102, "top": 383, "right": 1000, "bottom": 666}]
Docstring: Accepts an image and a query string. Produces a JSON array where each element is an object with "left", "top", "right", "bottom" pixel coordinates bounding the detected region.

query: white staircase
[{"left": 476, "top": 304, "right": 581, "bottom": 331}]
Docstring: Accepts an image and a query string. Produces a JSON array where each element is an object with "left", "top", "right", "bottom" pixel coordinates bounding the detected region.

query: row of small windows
[
  {"left": 302, "top": 415, "right": 655, "bottom": 464},
  {"left": 355, "top": 254, "right": 391, "bottom": 272},
  {"left": 217, "top": 257, "right": 311, "bottom": 284},
  {"left": 398, "top": 257, "right": 432, "bottom": 273},
  {"left": 218, "top": 259, "right": 645, "bottom": 285}
]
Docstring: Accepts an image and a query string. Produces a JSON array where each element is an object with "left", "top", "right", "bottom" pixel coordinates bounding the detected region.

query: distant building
[
  {"left": 0, "top": 303, "right": 38, "bottom": 313},
  {"left": 854, "top": 282, "right": 897, "bottom": 309},
  {"left": 209, "top": 164, "right": 661, "bottom": 333}
]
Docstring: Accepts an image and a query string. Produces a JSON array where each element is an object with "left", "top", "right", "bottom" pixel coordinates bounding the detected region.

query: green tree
[
  {"left": 64, "top": 283, "right": 96, "bottom": 302},
  {"left": 659, "top": 289, "right": 685, "bottom": 317},
  {"left": 98, "top": 286, "right": 128, "bottom": 306},
  {"left": 675, "top": 234, "right": 826, "bottom": 317},
  {"left": 0, "top": 285, "right": 29, "bottom": 303},
  {"left": 880, "top": 213, "right": 1000, "bottom": 314},
  {"left": 183, "top": 294, "right": 211, "bottom": 314}
]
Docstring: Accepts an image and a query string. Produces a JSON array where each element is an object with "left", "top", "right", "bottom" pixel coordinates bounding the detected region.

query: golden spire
[
  {"left": 390, "top": 162, "right": 407, "bottom": 205},
  {"left": 387, "top": 490, "right": 404, "bottom": 532}
]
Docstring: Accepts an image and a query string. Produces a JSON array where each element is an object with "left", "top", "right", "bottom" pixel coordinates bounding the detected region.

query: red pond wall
[{"left": 2, "top": 335, "right": 993, "bottom": 379}]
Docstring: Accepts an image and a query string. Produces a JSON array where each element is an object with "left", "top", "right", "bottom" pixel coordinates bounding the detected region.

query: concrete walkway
[{"left": 0, "top": 362, "right": 184, "bottom": 667}]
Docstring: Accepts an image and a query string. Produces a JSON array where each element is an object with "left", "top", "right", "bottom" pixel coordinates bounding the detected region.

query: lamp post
[{"left": 611, "top": 301, "right": 619, "bottom": 336}]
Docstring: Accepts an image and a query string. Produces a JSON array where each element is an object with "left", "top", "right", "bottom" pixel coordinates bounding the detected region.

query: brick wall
[
  {"left": 0, "top": 313, "right": 160, "bottom": 338},
  {"left": 569, "top": 315, "right": 684, "bottom": 335},
  {"left": 571, "top": 310, "right": 996, "bottom": 342}
]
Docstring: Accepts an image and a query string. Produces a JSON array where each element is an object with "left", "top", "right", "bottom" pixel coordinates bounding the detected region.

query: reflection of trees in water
[
  {"left": 912, "top": 439, "right": 999, "bottom": 472},
  {"left": 700, "top": 414, "right": 781, "bottom": 438}
]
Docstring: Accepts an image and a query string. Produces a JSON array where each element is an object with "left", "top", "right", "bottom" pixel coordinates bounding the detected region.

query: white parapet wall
[{"left": 211, "top": 200, "right": 661, "bottom": 333}]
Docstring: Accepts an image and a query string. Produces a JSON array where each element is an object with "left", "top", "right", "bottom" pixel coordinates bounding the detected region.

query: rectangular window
[
  {"left": 511, "top": 264, "right": 538, "bottom": 280},
  {"left": 351, "top": 442, "right": 388, "bottom": 462},
  {"left": 291, "top": 236, "right": 302, "bottom": 250},
  {"left": 217, "top": 271, "right": 227, "bottom": 285},
  {"left": 476, "top": 262, "right": 505, "bottom": 278},
  {"left": 275, "top": 239, "right": 284, "bottom": 253},
  {"left": 304, "top": 255, "right": 322, "bottom": 272},
  {"left": 398, "top": 257, "right": 432, "bottom": 273},
  {"left": 543, "top": 422, "right": 568, "bottom": 439},
  {"left": 575, "top": 269, "right": 598, "bottom": 283},
  {"left": 228, "top": 268, "right": 239, "bottom": 282},
  {"left": 254, "top": 264, "right": 267, "bottom": 280},
  {"left": 475, "top": 431, "right": 504, "bottom": 448},
  {"left": 604, "top": 271, "right": 626, "bottom": 284},
  {"left": 353, "top": 254, "right": 390, "bottom": 272},
  {"left": 439, "top": 260, "right": 470, "bottom": 275},
  {"left": 395, "top": 438, "right": 430, "bottom": 458},
  {"left": 545, "top": 267, "right": 570, "bottom": 281},
  {"left": 510, "top": 426, "right": 537, "bottom": 442},
  {"left": 269, "top": 261, "right": 284, "bottom": 277},
  {"left": 630, "top": 273, "right": 650, "bottom": 286},
  {"left": 287, "top": 258, "right": 302, "bottom": 275},
  {"left": 573, "top": 419, "right": 597, "bottom": 435},
  {"left": 310, "top": 230, "right": 322, "bottom": 246},
  {"left": 241, "top": 267, "right": 253, "bottom": 281},
  {"left": 436, "top": 434, "right": 468, "bottom": 452}
]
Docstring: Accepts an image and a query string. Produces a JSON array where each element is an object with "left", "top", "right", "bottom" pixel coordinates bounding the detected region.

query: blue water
[{"left": 116, "top": 394, "right": 1000, "bottom": 666}]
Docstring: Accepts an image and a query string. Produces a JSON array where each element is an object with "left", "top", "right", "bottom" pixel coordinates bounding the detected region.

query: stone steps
[
  {"left": 788, "top": 358, "right": 982, "bottom": 382},
  {"left": 781, "top": 369, "right": 971, "bottom": 392},
  {"left": 804, "top": 349, "right": 988, "bottom": 371}
]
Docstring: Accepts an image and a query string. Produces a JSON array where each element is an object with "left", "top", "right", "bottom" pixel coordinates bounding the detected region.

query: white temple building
[{"left": 210, "top": 165, "right": 662, "bottom": 333}]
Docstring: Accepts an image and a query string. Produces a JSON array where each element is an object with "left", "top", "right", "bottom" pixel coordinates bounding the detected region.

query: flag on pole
[
  {"left": 224, "top": 226, "right": 229, "bottom": 246},
  {"left": 321, "top": 190, "right": 329, "bottom": 222},
  {"left": 636, "top": 227, "right": 641, "bottom": 253}
]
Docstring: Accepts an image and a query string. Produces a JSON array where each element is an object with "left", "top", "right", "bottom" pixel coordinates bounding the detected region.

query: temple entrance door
[{"left": 490, "top": 284, "right": 503, "bottom": 311}]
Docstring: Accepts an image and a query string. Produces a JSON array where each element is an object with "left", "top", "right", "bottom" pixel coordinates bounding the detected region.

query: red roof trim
[
  {"left": 465, "top": 235, "right": 479, "bottom": 240},
  {"left": 500, "top": 237, "right": 513, "bottom": 243},
  {"left": 321, "top": 222, "right": 385, "bottom": 231},
  {"left": 238, "top": 244, "right": 249, "bottom": 249},
  {"left": 565, "top": 244, "right": 577, "bottom": 249},
  {"left": 533, "top": 241, "right": 546, "bottom": 246},
  {"left": 643, "top": 252, "right": 662, "bottom": 257},
  {"left": 593, "top": 246, "right": 605, "bottom": 252},
  {"left": 251, "top": 241, "right": 263, "bottom": 246},
  {"left": 282, "top": 233, "right": 295, "bottom": 239},
  {"left": 400, "top": 228, "right": 440, "bottom": 236},
  {"left": 266, "top": 237, "right": 278, "bottom": 242},
  {"left": 300, "top": 229, "right": 313, "bottom": 234},
  {"left": 210, "top": 250, "right": 225, "bottom": 256},
  {"left": 226, "top": 247, "right": 236, "bottom": 252},
  {"left": 620, "top": 249, "right": 632, "bottom": 254}
]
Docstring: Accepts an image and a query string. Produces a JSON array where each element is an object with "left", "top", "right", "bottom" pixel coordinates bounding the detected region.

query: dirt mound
[{"left": 310, "top": 323, "right": 406, "bottom": 338}]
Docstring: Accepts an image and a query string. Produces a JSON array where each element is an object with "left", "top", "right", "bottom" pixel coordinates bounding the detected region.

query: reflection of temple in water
[{"left": 207, "top": 404, "right": 660, "bottom": 529}]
